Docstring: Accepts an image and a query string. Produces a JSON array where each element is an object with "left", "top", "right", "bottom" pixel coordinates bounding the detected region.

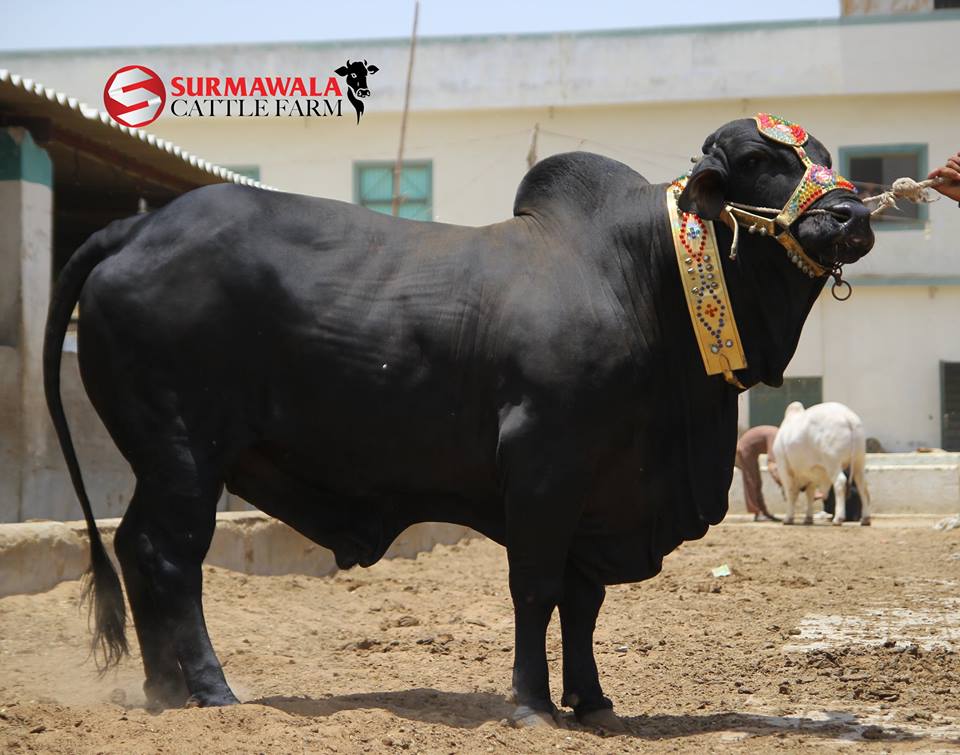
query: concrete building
[{"left": 1, "top": 8, "right": 958, "bottom": 520}]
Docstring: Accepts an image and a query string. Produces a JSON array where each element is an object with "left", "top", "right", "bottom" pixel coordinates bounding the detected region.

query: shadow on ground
[
  {"left": 254, "top": 688, "right": 513, "bottom": 728},
  {"left": 254, "top": 690, "right": 920, "bottom": 743}
]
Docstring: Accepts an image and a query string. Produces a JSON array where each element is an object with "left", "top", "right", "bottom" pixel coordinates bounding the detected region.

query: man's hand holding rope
[{"left": 928, "top": 152, "right": 960, "bottom": 203}]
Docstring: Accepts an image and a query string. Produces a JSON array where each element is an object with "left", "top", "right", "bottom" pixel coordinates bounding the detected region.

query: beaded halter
[{"left": 666, "top": 113, "right": 856, "bottom": 389}]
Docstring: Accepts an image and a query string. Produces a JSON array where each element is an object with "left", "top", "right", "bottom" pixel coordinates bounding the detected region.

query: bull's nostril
[{"left": 831, "top": 200, "right": 871, "bottom": 225}]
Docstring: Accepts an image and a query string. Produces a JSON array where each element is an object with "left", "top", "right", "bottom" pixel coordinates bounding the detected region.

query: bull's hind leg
[
  {"left": 116, "top": 433, "right": 237, "bottom": 708},
  {"left": 77, "top": 294, "right": 236, "bottom": 706},
  {"left": 114, "top": 493, "right": 189, "bottom": 708}
]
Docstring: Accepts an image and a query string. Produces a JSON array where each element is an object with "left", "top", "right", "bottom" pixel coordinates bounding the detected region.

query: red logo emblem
[{"left": 103, "top": 65, "right": 166, "bottom": 128}]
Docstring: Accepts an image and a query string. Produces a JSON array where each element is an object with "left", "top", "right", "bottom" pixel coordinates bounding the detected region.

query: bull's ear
[
  {"left": 335, "top": 65, "right": 349, "bottom": 76},
  {"left": 677, "top": 155, "right": 728, "bottom": 220},
  {"left": 366, "top": 64, "right": 379, "bottom": 74}
]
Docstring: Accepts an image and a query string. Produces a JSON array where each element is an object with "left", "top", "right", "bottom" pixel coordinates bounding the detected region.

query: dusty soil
[{"left": 2, "top": 517, "right": 960, "bottom": 753}]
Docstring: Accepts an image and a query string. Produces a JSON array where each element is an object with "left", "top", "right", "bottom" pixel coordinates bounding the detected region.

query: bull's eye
[
  {"left": 738, "top": 154, "right": 763, "bottom": 171},
  {"left": 350, "top": 73, "right": 357, "bottom": 78}
]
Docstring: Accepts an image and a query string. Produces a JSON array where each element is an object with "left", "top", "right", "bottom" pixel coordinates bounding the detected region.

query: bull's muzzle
[
  {"left": 830, "top": 199, "right": 875, "bottom": 259},
  {"left": 355, "top": 88, "right": 371, "bottom": 98}
]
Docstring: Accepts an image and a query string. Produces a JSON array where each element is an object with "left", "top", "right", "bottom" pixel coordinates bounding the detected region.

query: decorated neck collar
[{"left": 666, "top": 175, "right": 748, "bottom": 390}]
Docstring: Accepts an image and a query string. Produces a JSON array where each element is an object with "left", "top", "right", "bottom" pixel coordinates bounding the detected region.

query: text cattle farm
[{"left": 168, "top": 75, "right": 344, "bottom": 117}]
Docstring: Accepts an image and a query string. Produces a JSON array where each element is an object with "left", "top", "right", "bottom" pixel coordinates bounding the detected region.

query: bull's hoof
[
  {"left": 803, "top": 516, "right": 814, "bottom": 526},
  {"left": 184, "top": 690, "right": 240, "bottom": 708},
  {"left": 832, "top": 518, "right": 845, "bottom": 526},
  {"left": 783, "top": 519, "right": 794, "bottom": 526},
  {"left": 860, "top": 517, "right": 872, "bottom": 527},
  {"left": 577, "top": 707, "right": 627, "bottom": 735},
  {"left": 144, "top": 677, "right": 190, "bottom": 711},
  {"left": 511, "top": 704, "right": 567, "bottom": 729}
]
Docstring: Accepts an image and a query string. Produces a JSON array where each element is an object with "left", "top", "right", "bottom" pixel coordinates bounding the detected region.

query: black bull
[{"left": 44, "top": 118, "right": 873, "bottom": 727}]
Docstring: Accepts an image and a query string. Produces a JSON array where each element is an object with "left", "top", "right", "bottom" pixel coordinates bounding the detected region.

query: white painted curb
[{"left": 0, "top": 512, "right": 474, "bottom": 598}]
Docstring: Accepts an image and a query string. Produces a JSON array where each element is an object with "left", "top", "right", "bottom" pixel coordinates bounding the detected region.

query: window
[
  {"left": 839, "top": 145, "right": 927, "bottom": 229},
  {"left": 935, "top": 1, "right": 960, "bottom": 9},
  {"left": 225, "top": 165, "right": 260, "bottom": 181},
  {"left": 749, "top": 377, "right": 823, "bottom": 428},
  {"left": 942, "top": 362, "right": 960, "bottom": 451},
  {"left": 354, "top": 161, "right": 432, "bottom": 221}
]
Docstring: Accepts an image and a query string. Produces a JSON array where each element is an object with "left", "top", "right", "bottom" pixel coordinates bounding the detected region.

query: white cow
[{"left": 773, "top": 401, "right": 871, "bottom": 526}]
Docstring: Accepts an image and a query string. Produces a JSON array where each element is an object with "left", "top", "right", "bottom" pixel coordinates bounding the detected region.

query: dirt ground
[{"left": 2, "top": 517, "right": 960, "bottom": 753}]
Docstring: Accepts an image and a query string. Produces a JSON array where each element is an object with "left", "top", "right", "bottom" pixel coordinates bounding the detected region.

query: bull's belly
[
  {"left": 224, "top": 385, "right": 505, "bottom": 566},
  {"left": 253, "top": 432, "right": 498, "bottom": 502},
  {"left": 226, "top": 430, "right": 504, "bottom": 568},
  {"left": 256, "top": 388, "right": 498, "bottom": 496}
]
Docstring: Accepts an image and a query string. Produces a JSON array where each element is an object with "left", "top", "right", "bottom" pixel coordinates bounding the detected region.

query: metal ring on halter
[{"left": 831, "top": 278, "right": 852, "bottom": 301}]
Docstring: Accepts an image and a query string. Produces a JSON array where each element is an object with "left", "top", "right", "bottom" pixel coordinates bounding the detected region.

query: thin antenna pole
[{"left": 392, "top": 0, "right": 420, "bottom": 217}]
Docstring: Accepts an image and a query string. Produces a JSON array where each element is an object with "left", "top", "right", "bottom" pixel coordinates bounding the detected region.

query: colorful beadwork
[
  {"left": 667, "top": 176, "right": 747, "bottom": 379},
  {"left": 755, "top": 113, "right": 807, "bottom": 147},
  {"left": 754, "top": 113, "right": 856, "bottom": 229},
  {"left": 777, "top": 162, "right": 856, "bottom": 227}
]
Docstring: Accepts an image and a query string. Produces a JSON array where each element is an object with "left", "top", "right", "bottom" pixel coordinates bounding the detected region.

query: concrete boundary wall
[{"left": 0, "top": 513, "right": 475, "bottom": 598}]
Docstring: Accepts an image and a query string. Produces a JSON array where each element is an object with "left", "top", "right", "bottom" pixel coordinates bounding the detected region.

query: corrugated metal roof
[{"left": 0, "top": 68, "right": 275, "bottom": 191}]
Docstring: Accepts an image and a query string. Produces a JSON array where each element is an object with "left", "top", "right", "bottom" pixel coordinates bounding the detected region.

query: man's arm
[{"left": 928, "top": 151, "right": 960, "bottom": 203}]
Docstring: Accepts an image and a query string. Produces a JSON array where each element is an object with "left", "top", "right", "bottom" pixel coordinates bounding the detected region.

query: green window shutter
[
  {"left": 839, "top": 144, "right": 927, "bottom": 230},
  {"left": 355, "top": 161, "right": 432, "bottom": 221},
  {"left": 941, "top": 362, "right": 960, "bottom": 451},
  {"left": 359, "top": 166, "right": 394, "bottom": 202},
  {"left": 749, "top": 377, "right": 823, "bottom": 428}
]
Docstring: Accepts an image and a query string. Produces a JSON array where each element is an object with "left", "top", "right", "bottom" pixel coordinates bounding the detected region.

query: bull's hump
[{"left": 512, "top": 151, "right": 647, "bottom": 224}]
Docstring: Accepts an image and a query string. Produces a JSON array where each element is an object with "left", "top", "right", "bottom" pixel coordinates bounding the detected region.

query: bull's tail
[{"left": 43, "top": 224, "right": 133, "bottom": 671}]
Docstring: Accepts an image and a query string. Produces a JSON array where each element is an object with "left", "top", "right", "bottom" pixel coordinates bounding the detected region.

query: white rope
[{"left": 860, "top": 176, "right": 945, "bottom": 216}]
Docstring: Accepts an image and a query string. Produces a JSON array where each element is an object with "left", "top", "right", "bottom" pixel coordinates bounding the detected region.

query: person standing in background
[{"left": 735, "top": 425, "right": 782, "bottom": 522}]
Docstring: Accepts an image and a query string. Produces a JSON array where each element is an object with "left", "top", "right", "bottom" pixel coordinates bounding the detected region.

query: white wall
[
  {"left": 819, "top": 285, "right": 960, "bottom": 450},
  {"left": 4, "top": 13, "right": 958, "bottom": 112},
  {"left": 763, "top": 284, "right": 960, "bottom": 451}
]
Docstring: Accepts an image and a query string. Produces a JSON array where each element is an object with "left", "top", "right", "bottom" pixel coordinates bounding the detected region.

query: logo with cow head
[
  {"left": 334, "top": 60, "right": 378, "bottom": 124},
  {"left": 103, "top": 65, "right": 166, "bottom": 128}
]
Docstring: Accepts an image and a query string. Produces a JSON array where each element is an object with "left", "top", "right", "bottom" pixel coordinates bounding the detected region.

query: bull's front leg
[
  {"left": 559, "top": 563, "right": 625, "bottom": 733},
  {"left": 508, "top": 571, "right": 561, "bottom": 727},
  {"left": 500, "top": 407, "right": 590, "bottom": 728}
]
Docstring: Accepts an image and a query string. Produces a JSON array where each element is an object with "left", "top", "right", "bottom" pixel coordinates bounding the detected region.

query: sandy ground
[{"left": 2, "top": 517, "right": 960, "bottom": 753}]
